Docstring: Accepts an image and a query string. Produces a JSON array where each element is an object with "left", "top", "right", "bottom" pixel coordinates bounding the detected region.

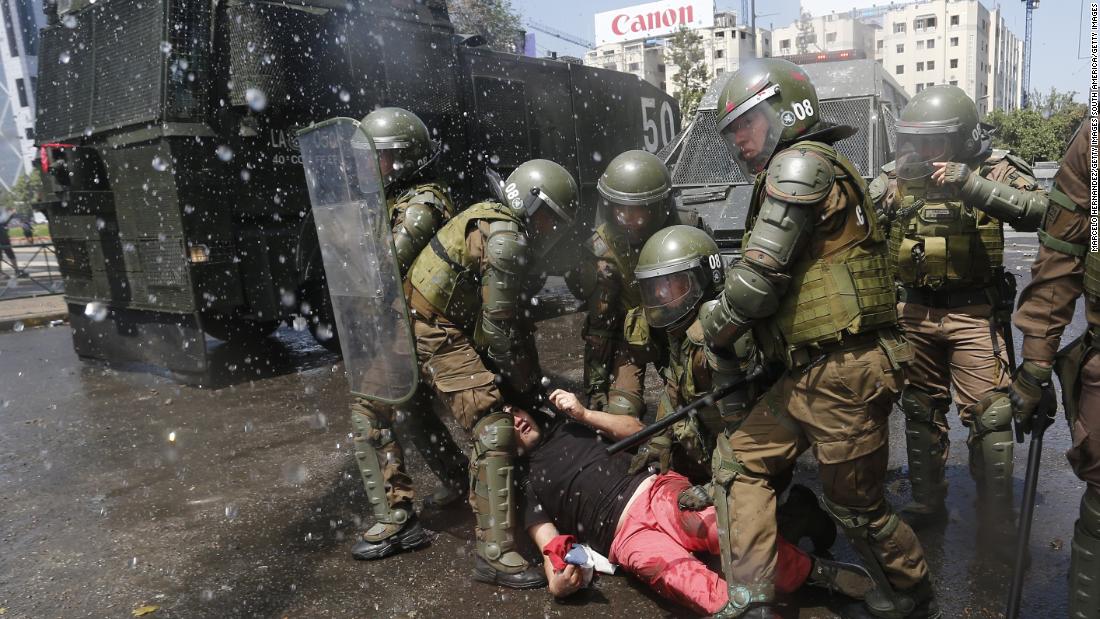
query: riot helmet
[
  {"left": 358, "top": 107, "right": 436, "bottom": 188},
  {"left": 503, "top": 159, "right": 579, "bottom": 258},
  {"left": 597, "top": 150, "right": 673, "bottom": 245},
  {"left": 716, "top": 58, "right": 821, "bottom": 177},
  {"left": 634, "top": 225, "right": 724, "bottom": 332},
  {"left": 895, "top": 85, "right": 986, "bottom": 181}
]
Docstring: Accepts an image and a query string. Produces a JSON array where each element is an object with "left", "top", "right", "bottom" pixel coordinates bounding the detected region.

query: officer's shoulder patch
[
  {"left": 1003, "top": 152, "right": 1036, "bottom": 178},
  {"left": 765, "top": 148, "right": 835, "bottom": 204}
]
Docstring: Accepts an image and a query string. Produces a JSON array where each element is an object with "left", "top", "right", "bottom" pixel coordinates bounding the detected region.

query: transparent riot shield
[{"left": 297, "top": 118, "right": 418, "bottom": 404}]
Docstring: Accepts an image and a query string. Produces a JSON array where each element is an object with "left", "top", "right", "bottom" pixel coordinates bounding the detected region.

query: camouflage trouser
[
  {"left": 712, "top": 345, "right": 929, "bottom": 596},
  {"left": 350, "top": 313, "right": 503, "bottom": 512}
]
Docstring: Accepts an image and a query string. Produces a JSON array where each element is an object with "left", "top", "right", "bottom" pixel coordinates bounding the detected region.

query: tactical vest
[
  {"left": 408, "top": 201, "right": 522, "bottom": 330},
  {"left": 888, "top": 159, "right": 1005, "bottom": 290},
  {"left": 747, "top": 141, "right": 896, "bottom": 356},
  {"left": 388, "top": 181, "right": 455, "bottom": 224}
]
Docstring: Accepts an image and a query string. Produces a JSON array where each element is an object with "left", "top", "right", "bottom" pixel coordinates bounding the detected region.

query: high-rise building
[
  {"left": 772, "top": 12, "right": 878, "bottom": 60},
  {"left": 872, "top": 0, "right": 1023, "bottom": 115},
  {"left": 0, "top": 0, "right": 42, "bottom": 189}
]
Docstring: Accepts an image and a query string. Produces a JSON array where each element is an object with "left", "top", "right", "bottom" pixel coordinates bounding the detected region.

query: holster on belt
[{"left": 1055, "top": 327, "right": 1098, "bottom": 425}]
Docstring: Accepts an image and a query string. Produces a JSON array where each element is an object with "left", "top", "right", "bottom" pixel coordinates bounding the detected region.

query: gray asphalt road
[{"left": 0, "top": 238, "right": 1088, "bottom": 618}]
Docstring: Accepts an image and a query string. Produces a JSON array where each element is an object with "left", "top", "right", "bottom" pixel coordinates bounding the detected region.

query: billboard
[{"left": 595, "top": 0, "right": 715, "bottom": 46}]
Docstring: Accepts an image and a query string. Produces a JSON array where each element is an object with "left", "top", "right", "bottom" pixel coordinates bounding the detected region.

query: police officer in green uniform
[
  {"left": 353, "top": 158, "right": 580, "bottom": 589},
  {"left": 568, "top": 150, "right": 681, "bottom": 418},
  {"left": 698, "top": 58, "right": 935, "bottom": 618},
  {"left": 347, "top": 107, "right": 471, "bottom": 529},
  {"left": 870, "top": 86, "right": 1049, "bottom": 541}
]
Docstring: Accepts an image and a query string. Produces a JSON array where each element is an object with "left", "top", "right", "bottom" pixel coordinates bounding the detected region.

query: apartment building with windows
[
  {"left": 772, "top": 13, "right": 877, "bottom": 60},
  {"left": 0, "top": 0, "right": 41, "bottom": 187},
  {"left": 873, "top": 0, "right": 1022, "bottom": 114}
]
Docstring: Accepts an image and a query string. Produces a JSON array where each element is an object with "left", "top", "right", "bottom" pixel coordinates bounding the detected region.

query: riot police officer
[
  {"left": 351, "top": 158, "right": 580, "bottom": 589},
  {"left": 698, "top": 58, "right": 936, "bottom": 617},
  {"left": 1011, "top": 123, "right": 1100, "bottom": 617},
  {"left": 569, "top": 150, "right": 679, "bottom": 418},
  {"left": 347, "top": 107, "right": 470, "bottom": 528},
  {"left": 871, "top": 86, "right": 1049, "bottom": 542}
]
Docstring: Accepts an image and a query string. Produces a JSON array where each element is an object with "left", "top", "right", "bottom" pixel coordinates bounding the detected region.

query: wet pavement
[{"left": 0, "top": 237, "right": 1089, "bottom": 618}]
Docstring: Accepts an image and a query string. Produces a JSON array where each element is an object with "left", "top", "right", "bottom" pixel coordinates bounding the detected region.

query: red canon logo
[{"left": 611, "top": 4, "right": 696, "bottom": 36}]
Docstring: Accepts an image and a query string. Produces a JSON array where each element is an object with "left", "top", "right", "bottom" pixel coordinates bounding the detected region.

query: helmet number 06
[
  {"left": 641, "top": 97, "right": 676, "bottom": 153},
  {"left": 790, "top": 99, "right": 814, "bottom": 121}
]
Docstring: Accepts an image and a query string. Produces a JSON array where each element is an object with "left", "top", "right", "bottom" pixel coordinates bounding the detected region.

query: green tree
[
  {"left": 983, "top": 88, "right": 1086, "bottom": 163},
  {"left": 447, "top": 0, "right": 523, "bottom": 52},
  {"left": 666, "top": 26, "right": 709, "bottom": 118},
  {"left": 0, "top": 171, "right": 43, "bottom": 219}
]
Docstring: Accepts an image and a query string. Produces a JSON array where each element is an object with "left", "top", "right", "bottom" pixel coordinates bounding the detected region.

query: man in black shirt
[{"left": 515, "top": 403, "right": 870, "bottom": 615}]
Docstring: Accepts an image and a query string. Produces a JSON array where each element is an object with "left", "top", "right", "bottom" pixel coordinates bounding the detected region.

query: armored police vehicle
[
  {"left": 34, "top": 0, "right": 681, "bottom": 374},
  {"left": 661, "top": 59, "right": 909, "bottom": 253}
]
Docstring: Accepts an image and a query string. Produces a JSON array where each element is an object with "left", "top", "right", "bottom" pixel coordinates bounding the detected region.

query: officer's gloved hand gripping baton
[{"left": 606, "top": 368, "right": 763, "bottom": 455}]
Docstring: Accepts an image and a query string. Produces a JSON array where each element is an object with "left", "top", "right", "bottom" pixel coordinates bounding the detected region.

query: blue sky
[{"left": 517, "top": 0, "right": 1092, "bottom": 102}]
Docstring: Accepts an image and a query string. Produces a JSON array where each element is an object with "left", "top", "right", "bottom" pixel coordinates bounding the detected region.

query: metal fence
[{"left": 1, "top": 241, "right": 64, "bottom": 299}]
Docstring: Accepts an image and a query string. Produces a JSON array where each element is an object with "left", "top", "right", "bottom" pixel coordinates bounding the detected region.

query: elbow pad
[
  {"left": 393, "top": 202, "right": 442, "bottom": 275},
  {"left": 959, "top": 173, "right": 1049, "bottom": 232}
]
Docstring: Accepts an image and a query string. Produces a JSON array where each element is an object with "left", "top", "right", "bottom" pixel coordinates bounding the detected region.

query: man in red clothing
[{"left": 514, "top": 404, "right": 871, "bottom": 615}]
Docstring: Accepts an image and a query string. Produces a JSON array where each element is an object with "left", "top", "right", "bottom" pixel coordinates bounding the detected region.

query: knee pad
[
  {"left": 899, "top": 386, "right": 941, "bottom": 424},
  {"left": 972, "top": 391, "right": 1013, "bottom": 437},
  {"left": 1080, "top": 490, "right": 1100, "bottom": 539},
  {"left": 606, "top": 388, "right": 644, "bottom": 417},
  {"left": 472, "top": 411, "right": 515, "bottom": 458}
]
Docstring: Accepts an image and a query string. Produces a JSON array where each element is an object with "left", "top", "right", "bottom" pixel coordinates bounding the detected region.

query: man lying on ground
[{"left": 514, "top": 400, "right": 871, "bottom": 616}]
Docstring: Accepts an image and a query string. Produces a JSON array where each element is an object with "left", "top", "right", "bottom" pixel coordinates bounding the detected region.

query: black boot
[
  {"left": 351, "top": 516, "right": 432, "bottom": 560},
  {"left": 472, "top": 555, "right": 547, "bottom": 589},
  {"left": 805, "top": 557, "right": 874, "bottom": 600}
]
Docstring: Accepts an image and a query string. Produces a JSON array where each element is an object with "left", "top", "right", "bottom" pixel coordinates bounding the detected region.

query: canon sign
[{"left": 594, "top": 0, "right": 715, "bottom": 46}]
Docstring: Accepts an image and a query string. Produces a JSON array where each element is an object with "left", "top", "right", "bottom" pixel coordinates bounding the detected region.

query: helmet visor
[
  {"left": 895, "top": 131, "right": 956, "bottom": 181},
  {"left": 639, "top": 268, "right": 705, "bottom": 329},
  {"left": 718, "top": 102, "right": 783, "bottom": 178},
  {"left": 606, "top": 200, "right": 661, "bottom": 244}
]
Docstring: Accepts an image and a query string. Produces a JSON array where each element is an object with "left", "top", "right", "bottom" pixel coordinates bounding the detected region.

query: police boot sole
[
  {"left": 350, "top": 525, "right": 432, "bottom": 561},
  {"left": 471, "top": 564, "right": 547, "bottom": 590}
]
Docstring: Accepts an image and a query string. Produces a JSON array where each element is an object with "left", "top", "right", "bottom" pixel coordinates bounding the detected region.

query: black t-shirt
[{"left": 519, "top": 421, "right": 649, "bottom": 556}]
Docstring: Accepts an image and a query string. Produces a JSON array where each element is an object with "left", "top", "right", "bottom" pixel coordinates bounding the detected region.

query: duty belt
[
  {"left": 898, "top": 286, "right": 995, "bottom": 309},
  {"left": 788, "top": 331, "right": 883, "bottom": 369}
]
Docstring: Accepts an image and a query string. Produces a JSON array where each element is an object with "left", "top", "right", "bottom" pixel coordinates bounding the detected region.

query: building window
[
  {"left": 916, "top": 83, "right": 925, "bottom": 92},
  {"left": 916, "top": 61, "right": 924, "bottom": 71},
  {"left": 927, "top": 60, "right": 934, "bottom": 70},
  {"left": 780, "top": 39, "right": 790, "bottom": 50},
  {"left": 715, "top": 67, "right": 724, "bottom": 75},
  {"left": 949, "top": 80, "right": 958, "bottom": 86},
  {"left": 893, "top": 22, "right": 906, "bottom": 34},
  {"left": 877, "top": 40, "right": 884, "bottom": 49},
  {"left": 602, "top": 50, "right": 615, "bottom": 56},
  {"left": 826, "top": 32, "right": 837, "bottom": 43},
  {"left": 1, "top": 0, "right": 18, "bottom": 58},
  {"left": 917, "top": 40, "right": 924, "bottom": 50},
  {"left": 24, "top": 127, "right": 32, "bottom": 140},
  {"left": 896, "top": 43, "right": 904, "bottom": 53},
  {"left": 15, "top": 78, "right": 27, "bottom": 107},
  {"left": 927, "top": 39, "right": 935, "bottom": 49},
  {"left": 740, "top": 31, "right": 746, "bottom": 39},
  {"left": 715, "top": 49, "right": 724, "bottom": 59},
  {"left": 628, "top": 62, "right": 639, "bottom": 71},
  {"left": 658, "top": 64, "right": 665, "bottom": 73},
  {"left": 950, "top": 15, "right": 959, "bottom": 26},
  {"left": 914, "top": 16, "right": 936, "bottom": 31},
  {"left": 604, "top": 63, "right": 616, "bottom": 70},
  {"left": 950, "top": 37, "right": 959, "bottom": 46},
  {"left": 896, "top": 65, "right": 904, "bottom": 74},
  {"left": 716, "top": 31, "right": 725, "bottom": 37},
  {"left": 950, "top": 58, "right": 958, "bottom": 68},
  {"left": 927, "top": 82, "right": 935, "bottom": 89},
  {"left": 983, "top": 84, "right": 989, "bottom": 95}
]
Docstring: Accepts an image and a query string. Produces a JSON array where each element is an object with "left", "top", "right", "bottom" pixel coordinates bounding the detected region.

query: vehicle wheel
[{"left": 201, "top": 311, "right": 280, "bottom": 342}]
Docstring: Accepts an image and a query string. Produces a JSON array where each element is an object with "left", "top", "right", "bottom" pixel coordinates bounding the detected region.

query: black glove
[
  {"left": 1008, "top": 361, "right": 1054, "bottom": 435},
  {"left": 628, "top": 435, "right": 672, "bottom": 475}
]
